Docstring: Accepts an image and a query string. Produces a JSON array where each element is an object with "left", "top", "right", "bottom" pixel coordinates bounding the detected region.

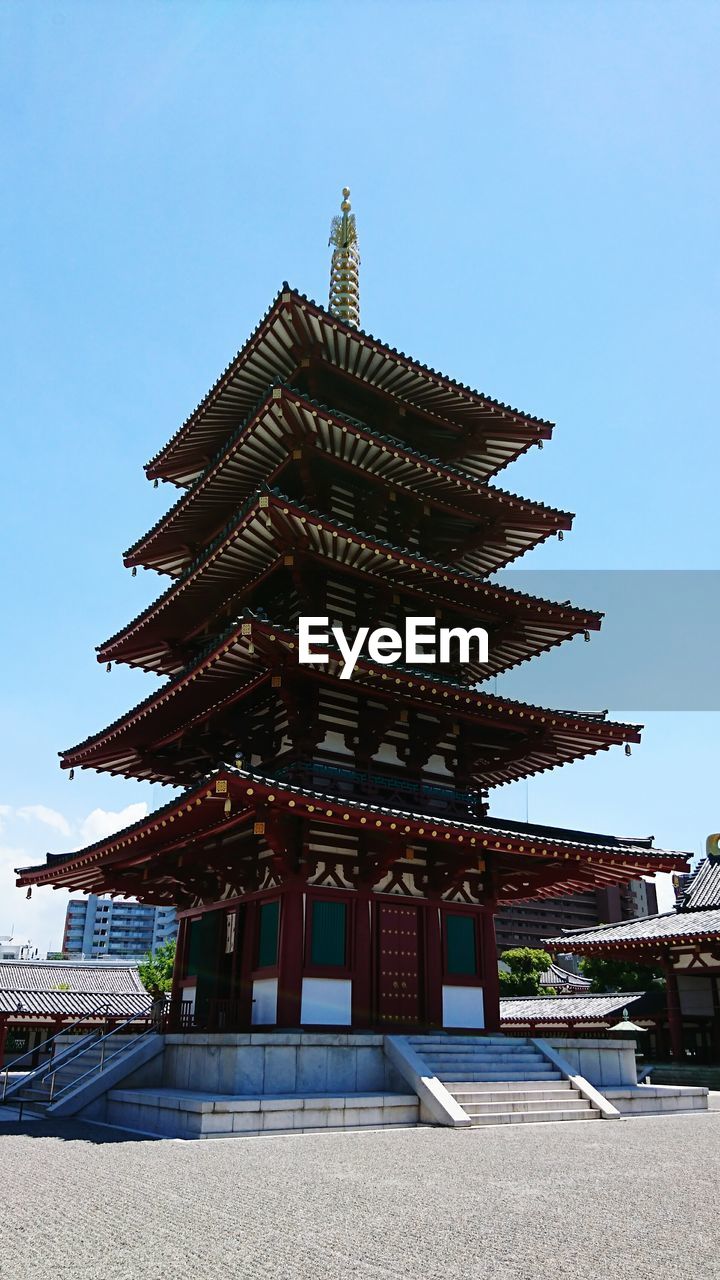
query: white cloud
[
  {"left": 17, "top": 804, "right": 72, "bottom": 837},
  {"left": 0, "top": 799, "right": 151, "bottom": 954},
  {"left": 78, "top": 803, "right": 148, "bottom": 846}
]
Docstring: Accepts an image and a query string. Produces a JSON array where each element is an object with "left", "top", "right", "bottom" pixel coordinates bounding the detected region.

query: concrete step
[
  {"left": 422, "top": 1054, "right": 546, "bottom": 1067},
  {"left": 449, "top": 1085, "right": 574, "bottom": 1104},
  {"left": 437, "top": 1071, "right": 562, "bottom": 1083},
  {"left": 408, "top": 1036, "right": 515, "bottom": 1046},
  {"left": 469, "top": 1108, "right": 601, "bottom": 1126},
  {"left": 463, "top": 1097, "right": 592, "bottom": 1115},
  {"left": 413, "top": 1049, "right": 527, "bottom": 1058},
  {"left": 13, "top": 1101, "right": 49, "bottom": 1116},
  {"left": 444, "top": 1077, "right": 569, "bottom": 1091}
]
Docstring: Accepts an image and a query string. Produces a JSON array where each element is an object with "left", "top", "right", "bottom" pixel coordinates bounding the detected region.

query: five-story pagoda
[{"left": 17, "top": 192, "right": 687, "bottom": 1033}]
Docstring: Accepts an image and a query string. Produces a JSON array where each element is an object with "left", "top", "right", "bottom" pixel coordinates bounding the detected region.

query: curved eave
[
  {"left": 16, "top": 767, "right": 684, "bottom": 895},
  {"left": 98, "top": 489, "right": 599, "bottom": 672},
  {"left": 64, "top": 616, "right": 641, "bottom": 785},
  {"left": 127, "top": 384, "right": 572, "bottom": 574},
  {"left": 145, "top": 287, "right": 554, "bottom": 486},
  {"left": 544, "top": 920, "right": 720, "bottom": 953}
]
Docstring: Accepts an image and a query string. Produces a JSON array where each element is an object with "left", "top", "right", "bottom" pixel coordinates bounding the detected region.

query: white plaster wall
[
  {"left": 300, "top": 977, "right": 352, "bottom": 1025},
  {"left": 252, "top": 978, "right": 278, "bottom": 1025},
  {"left": 442, "top": 985, "right": 484, "bottom": 1029}
]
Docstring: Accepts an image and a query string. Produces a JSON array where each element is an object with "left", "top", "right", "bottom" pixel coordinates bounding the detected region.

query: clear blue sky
[{"left": 1, "top": 1, "right": 718, "bottom": 952}]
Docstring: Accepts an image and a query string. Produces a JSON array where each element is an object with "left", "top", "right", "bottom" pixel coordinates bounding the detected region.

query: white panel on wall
[
  {"left": 182, "top": 984, "right": 197, "bottom": 1014},
  {"left": 442, "top": 985, "right": 484, "bottom": 1029},
  {"left": 252, "top": 977, "right": 278, "bottom": 1025},
  {"left": 300, "top": 977, "right": 352, "bottom": 1025}
]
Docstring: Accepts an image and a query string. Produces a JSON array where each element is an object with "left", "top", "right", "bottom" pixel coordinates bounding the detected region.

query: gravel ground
[{"left": 1, "top": 1113, "right": 719, "bottom": 1280}]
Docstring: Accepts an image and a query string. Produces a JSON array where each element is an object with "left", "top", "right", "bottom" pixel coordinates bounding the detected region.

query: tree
[
  {"left": 498, "top": 948, "right": 554, "bottom": 996},
  {"left": 138, "top": 938, "right": 176, "bottom": 994},
  {"left": 578, "top": 955, "right": 664, "bottom": 993}
]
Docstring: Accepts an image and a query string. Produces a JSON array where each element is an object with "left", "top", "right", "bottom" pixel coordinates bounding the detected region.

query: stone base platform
[
  {"left": 602, "top": 1084, "right": 708, "bottom": 1116},
  {"left": 105, "top": 1087, "right": 419, "bottom": 1138}
]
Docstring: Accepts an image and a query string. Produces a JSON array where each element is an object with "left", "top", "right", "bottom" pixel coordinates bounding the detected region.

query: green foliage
[
  {"left": 138, "top": 938, "right": 176, "bottom": 994},
  {"left": 498, "top": 947, "right": 553, "bottom": 996},
  {"left": 578, "top": 955, "right": 665, "bottom": 993}
]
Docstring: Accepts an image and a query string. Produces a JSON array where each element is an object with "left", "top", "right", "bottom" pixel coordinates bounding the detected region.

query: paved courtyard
[{"left": 1, "top": 1112, "right": 719, "bottom": 1280}]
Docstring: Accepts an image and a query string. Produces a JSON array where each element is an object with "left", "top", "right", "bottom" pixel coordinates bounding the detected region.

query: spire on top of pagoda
[{"left": 328, "top": 187, "right": 360, "bottom": 327}]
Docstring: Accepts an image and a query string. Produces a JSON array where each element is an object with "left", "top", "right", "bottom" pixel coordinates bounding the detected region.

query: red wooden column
[
  {"left": 424, "top": 898, "right": 443, "bottom": 1029},
  {"left": 664, "top": 959, "right": 684, "bottom": 1060},
  {"left": 170, "top": 915, "right": 189, "bottom": 1011},
  {"left": 237, "top": 901, "right": 257, "bottom": 1028},
  {"left": 352, "top": 889, "right": 373, "bottom": 1028},
  {"left": 276, "top": 880, "right": 304, "bottom": 1027},
  {"left": 0, "top": 1016, "right": 8, "bottom": 1070},
  {"left": 480, "top": 909, "right": 501, "bottom": 1033}
]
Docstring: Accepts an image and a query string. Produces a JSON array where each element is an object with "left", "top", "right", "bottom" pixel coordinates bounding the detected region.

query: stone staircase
[
  {"left": 4, "top": 1035, "right": 148, "bottom": 1119},
  {"left": 406, "top": 1035, "right": 600, "bottom": 1126}
]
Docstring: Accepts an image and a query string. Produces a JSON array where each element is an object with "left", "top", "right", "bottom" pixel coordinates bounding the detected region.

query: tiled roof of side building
[
  {"left": 0, "top": 990, "right": 148, "bottom": 1018},
  {"left": 0, "top": 960, "right": 146, "bottom": 995},
  {"left": 544, "top": 907, "right": 720, "bottom": 949},
  {"left": 538, "top": 962, "right": 592, "bottom": 989},
  {"left": 679, "top": 858, "right": 720, "bottom": 912},
  {"left": 500, "top": 991, "right": 646, "bottom": 1023}
]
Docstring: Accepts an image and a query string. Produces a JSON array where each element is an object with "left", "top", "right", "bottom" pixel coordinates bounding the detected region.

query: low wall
[
  {"left": 545, "top": 1038, "right": 638, "bottom": 1087},
  {"left": 162, "top": 1032, "right": 407, "bottom": 1095}
]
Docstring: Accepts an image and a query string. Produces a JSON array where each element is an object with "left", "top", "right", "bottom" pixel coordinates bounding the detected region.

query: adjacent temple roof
[
  {"left": 500, "top": 991, "right": 651, "bottom": 1025},
  {"left": 678, "top": 857, "right": 720, "bottom": 911},
  {"left": 543, "top": 856, "right": 720, "bottom": 952},
  {"left": 538, "top": 961, "right": 592, "bottom": 990},
  {"left": 0, "top": 958, "right": 148, "bottom": 1020}
]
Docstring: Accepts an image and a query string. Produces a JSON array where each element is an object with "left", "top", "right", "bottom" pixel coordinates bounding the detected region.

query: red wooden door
[{"left": 376, "top": 901, "right": 422, "bottom": 1026}]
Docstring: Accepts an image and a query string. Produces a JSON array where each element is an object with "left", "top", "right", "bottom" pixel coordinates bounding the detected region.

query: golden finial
[{"left": 329, "top": 186, "right": 360, "bottom": 327}]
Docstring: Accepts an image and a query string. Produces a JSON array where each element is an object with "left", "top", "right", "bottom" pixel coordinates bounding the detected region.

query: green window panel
[
  {"left": 186, "top": 912, "right": 218, "bottom": 978},
  {"left": 445, "top": 914, "right": 477, "bottom": 976},
  {"left": 310, "top": 900, "right": 347, "bottom": 968},
  {"left": 257, "top": 900, "right": 280, "bottom": 969}
]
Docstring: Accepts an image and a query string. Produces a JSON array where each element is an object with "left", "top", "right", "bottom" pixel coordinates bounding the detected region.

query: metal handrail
[
  {"left": 43, "top": 1000, "right": 155, "bottom": 1107},
  {"left": 0, "top": 1001, "right": 113, "bottom": 1102}
]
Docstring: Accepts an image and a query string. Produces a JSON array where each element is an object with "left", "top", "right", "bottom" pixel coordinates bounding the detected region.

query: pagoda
[{"left": 17, "top": 191, "right": 687, "bottom": 1034}]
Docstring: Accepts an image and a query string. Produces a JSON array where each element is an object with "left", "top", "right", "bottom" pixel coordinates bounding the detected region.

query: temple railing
[
  {"left": 269, "top": 761, "right": 484, "bottom": 819},
  {"left": 162, "top": 998, "right": 246, "bottom": 1035}
]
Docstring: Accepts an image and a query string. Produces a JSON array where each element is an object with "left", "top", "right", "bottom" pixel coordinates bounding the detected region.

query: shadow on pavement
[{"left": 0, "top": 1117, "right": 161, "bottom": 1143}]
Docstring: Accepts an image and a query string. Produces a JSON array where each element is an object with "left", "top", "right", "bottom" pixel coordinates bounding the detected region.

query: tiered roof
[
  {"left": 127, "top": 385, "right": 571, "bottom": 576},
  {"left": 18, "top": 266, "right": 690, "bottom": 901},
  {"left": 101, "top": 489, "right": 594, "bottom": 676},
  {"left": 145, "top": 287, "right": 554, "bottom": 486},
  {"left": 16, "top": 766, "right": 686, "bottom": 904},
  {"left": 67, "top": 613, "right": 640, "bottom": 785}
]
